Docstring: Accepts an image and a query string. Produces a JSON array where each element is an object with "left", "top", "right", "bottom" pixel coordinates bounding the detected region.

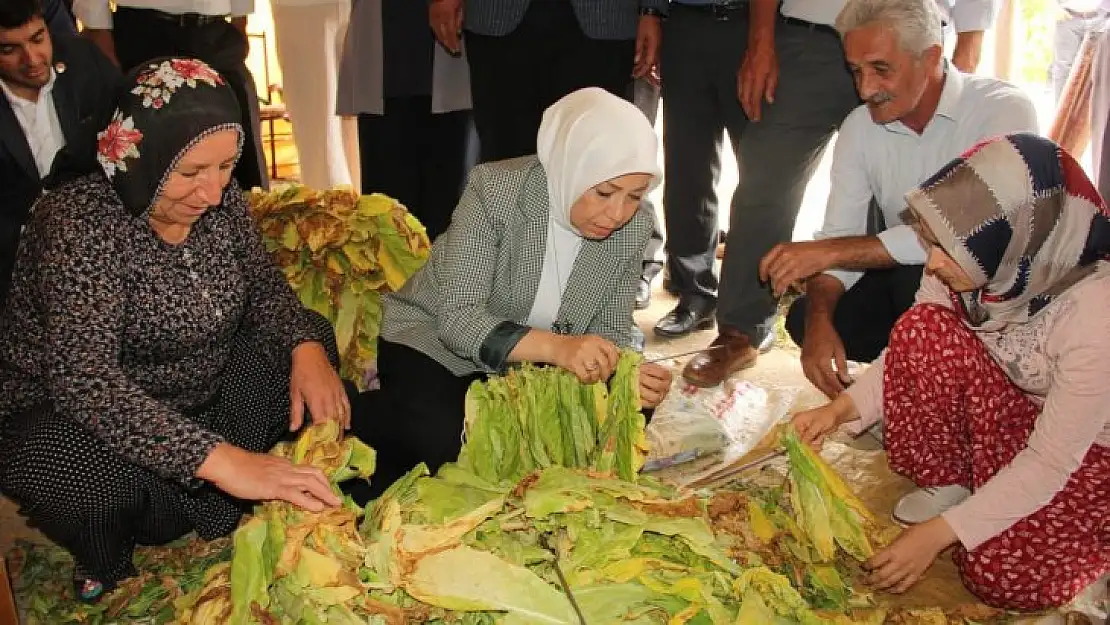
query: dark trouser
[
  {"left": 358, "top": 97, "right": 476, "bottom": 242},
  {"left": 112, "top": 7, "right": 269, "bottom": 191},
  {"left": 663, "top": 8, "right": 858, "bottom": 339},
  {"left": 785, "top": 265, "right": 924, "bottom": 362},
  {"left": 348, "top": 339, "right": 485, "bottom": 503},
  {"left": 660, "top": 5, "right": 749, "bottom": 307},
  {"left": 716, "top": 20, "right": 858, "bottom": 342},
  {"left": 0, "top": 312, "right": 339, "bottom": 587},
  {"left": 464, "top": 1, "right": 635, "bottom": 162}
]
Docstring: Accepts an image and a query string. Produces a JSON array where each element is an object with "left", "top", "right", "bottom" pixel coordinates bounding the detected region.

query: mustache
[{"left": 867, "top": 92, "right": 894, "bottom": 106}]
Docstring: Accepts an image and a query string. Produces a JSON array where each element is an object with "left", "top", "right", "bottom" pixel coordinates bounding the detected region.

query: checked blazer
[
  {"left": 462, "top": 0, "right": 667, "bottom": 40},
  {"left": 380, "top": 156, "right": 653, "bottom": 376}
]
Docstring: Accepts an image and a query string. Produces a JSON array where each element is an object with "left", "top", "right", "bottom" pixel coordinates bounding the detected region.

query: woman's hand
[
  {"left": 791, "top": 392, "right": 860, "bottom": 448},
  {"left": 865, "top": 517, "right": 959, "bottom": 594},
  {"left": 289, "top": 341, "right": 351, "bottom": 431},
  {"left": 638, "top": 362, "right": 672, "bottom": 409},
  {"left": 551, "top": 334, "right": 620, "bottom": 384},
  {"left": 197, "top": 443, "right": 342, "bottom": 512}
]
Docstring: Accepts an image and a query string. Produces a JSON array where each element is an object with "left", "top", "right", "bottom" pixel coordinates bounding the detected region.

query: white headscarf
[{"left": 525, "top": 87, "right": 662, "bottom": 332}]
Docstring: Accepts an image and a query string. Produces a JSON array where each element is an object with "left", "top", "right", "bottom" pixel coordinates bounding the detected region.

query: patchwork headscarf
[
  {"left": 96, "top": 57, "right": 243, "bottom": 217},
  {"left": 906, "top": 132, "right": 1110, "bottom": 331}
]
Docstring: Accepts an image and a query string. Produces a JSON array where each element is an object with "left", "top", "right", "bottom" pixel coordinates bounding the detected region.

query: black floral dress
[{"left": 0, "top": 173, "right": 335, "bottom": 587}]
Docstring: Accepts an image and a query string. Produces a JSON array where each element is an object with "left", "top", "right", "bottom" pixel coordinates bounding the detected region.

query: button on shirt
[
  {"left": 814, "top": 69, "right": 1039, "bottom": 290},
  {"left": 73, "top": 0, "right": 253, "bottom": 30},
  {"left": 781, "top": 0, "right": 999, "bottom": 30},
  {"left": 1, "top": 71, "right": 65, "bottom": 179}
]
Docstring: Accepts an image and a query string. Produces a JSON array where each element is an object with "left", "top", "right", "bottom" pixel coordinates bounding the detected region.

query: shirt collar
[
  {"left": 0, "top": 67, "right": 57, "bottom": 109},
  {"left": 933, "top": 63, "right": 965, "bottom": 121},
  {"left": 884, "top": 62, "right": 965, "bottom": 135}
]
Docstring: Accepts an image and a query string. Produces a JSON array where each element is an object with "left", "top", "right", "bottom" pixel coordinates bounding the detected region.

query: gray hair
[{"left": 835, "top": 0, "right": 944, "bottom": 56}]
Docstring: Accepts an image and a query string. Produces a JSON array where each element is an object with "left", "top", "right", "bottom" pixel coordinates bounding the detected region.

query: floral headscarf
[
  {"left": 906, "top": 132, "right": 1110, "bottom": 331},
  {"left": 97, "top": 57, "right": 243, "bottom": 217}
]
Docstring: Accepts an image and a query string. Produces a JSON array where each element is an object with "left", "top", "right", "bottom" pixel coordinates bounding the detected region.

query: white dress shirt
[
  {"left": 1, "top": 71, "right": 65, "bottom": 179},
  {"left": 781, "top": 0, "right": 999, "bottom": 31},
  {"left": 814, "top": 69, "right": 1039, "bottom": 290},
  {"left": 73, "top": 0, "right": 254, "bottom": 30}
]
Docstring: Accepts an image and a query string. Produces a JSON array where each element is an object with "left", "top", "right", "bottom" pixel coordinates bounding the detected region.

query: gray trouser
[{"left": 662, "top": 9, "right": 858, "bottom": 341}]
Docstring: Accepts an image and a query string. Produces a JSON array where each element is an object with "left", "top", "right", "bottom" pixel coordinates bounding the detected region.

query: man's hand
[
  {"left": 82, "top": 28, "right": 120, "bottom": 68},
  {"left": 801, "top": 317, "right": 852, "bottom": 398},
  {"left": 738, "top": 37, "right": 777, "bottom": 121},
  {"left": 759, "top": 240, "right": 839, "bottom": 298},
  {"left": 633, "top": 15, "right": 662, "bottom": 80},
  {"left": 430, "top": 0, "right": 465, "bottom": 54},
  {"left": 951, "top": 30, "right": 984, "bottom": 73}
]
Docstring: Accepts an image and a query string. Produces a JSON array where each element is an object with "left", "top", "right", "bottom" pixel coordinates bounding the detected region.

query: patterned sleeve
[
  {"left": 224, "top": 184, "right": 320, "bottom": 368},
  {"left": 32, "top": 194, "right": 223, "bottom": 486},
  {"left": 431, "top": 166, "right": 516, "bottom": 366}
]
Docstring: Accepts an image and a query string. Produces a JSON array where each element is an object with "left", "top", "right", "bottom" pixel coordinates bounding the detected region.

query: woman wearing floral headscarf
[
  {"left": 793, "top": 133, "right": 1110, "bottom": 611},
  {"left": 0, "top": 58, "right": 351, "bottom": 600}
]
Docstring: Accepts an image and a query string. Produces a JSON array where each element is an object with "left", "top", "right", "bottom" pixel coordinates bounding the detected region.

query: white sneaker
[{"left": 892, "top": 485, "right": 971, "bottom": 526}]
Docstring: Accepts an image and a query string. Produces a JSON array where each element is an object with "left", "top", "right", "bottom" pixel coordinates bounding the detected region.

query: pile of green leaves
[
  {"left": 249, "top": 186, "right": 431, "bottom": 390},
  {"left": 175, "top": 421, "right": 377, "bottom": 624},
  {"left": 8, "top": 536, "right": 232, "bottom": 625},
  {"left": 7, "top": 366, "right": 1010, "bottom": 624},
  {"left": 458, "top": 352, "right": 647, "bottom": 485}
]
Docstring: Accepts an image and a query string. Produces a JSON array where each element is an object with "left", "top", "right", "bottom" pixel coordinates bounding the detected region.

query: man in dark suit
[
  {"left": 0, "top": 0, "right": 121, "bottom": 305},
  {"left": 429, "top": 0, "right": 667, "bottom": 163}
]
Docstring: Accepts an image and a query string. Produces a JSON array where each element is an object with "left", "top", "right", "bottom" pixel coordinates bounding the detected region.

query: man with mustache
[
  {"left": 0, "top": 0, "right": 120, "bottom": 306},
  {"left": 757, "top": 0, "right": 1037, "bottom": 401}
]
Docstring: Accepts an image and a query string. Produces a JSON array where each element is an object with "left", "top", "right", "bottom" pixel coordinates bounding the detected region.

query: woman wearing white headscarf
[{"left": 352, "top": 87, "right": 670, "bottom": 499}]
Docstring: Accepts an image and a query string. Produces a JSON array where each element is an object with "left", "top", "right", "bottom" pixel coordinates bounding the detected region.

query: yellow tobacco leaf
[
  {"left": 275, "top": 521, "right": 315, "bottom": 579},
  {"left": 668, "top": 603, "right": 703, "bottom": 625},
  {"left": 357, "top": 193, "right": 396, "bottom": 217},
  {"left": 291, "top": 546, "right": 349, "bottom": 588},
  {"left": 747, "top": 499, "right": 776, "bottom": 543}
]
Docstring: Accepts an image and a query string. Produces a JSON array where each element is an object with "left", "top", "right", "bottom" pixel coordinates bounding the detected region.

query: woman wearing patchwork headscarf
[
  {"left": 354, "top": 87, "right": 672, "bottom": 500},
  {"left": 0, "top": 58, "right": 352, "bottom": 600},
  {"left": 792, "top": 133, "right": 1110, "bottom": 611}
]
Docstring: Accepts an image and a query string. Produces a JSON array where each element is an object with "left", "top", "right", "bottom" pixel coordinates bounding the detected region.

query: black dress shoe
[
  {"left": 635, "top": 277, "right": 652, "bottom": 310},
  {"left": 653, "top": 299, "right": 716, "bottom": 338}
]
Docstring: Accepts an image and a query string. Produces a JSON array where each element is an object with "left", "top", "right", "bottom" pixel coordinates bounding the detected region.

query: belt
[
  {"left": 780, "top": 15, "right": 838, "bottom": 37},
  {"left": 123, "top": 7, "right": 228, "bottom": 28},
  {"left": 671, "top": 2, "right": 747, "bottom": 21}
]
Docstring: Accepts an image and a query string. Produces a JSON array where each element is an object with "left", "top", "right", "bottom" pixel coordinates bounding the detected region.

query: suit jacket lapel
[
  {"left": 515, "top": 161, "right": 549, "bottom": 321},
  {"left": 0, "top": 96, "right": 38, "bottom": 181},
  {"left": 555, "top": 240, "right": 620, "bottom": 334},
  {"left": 52, "top": 68, "right": 79, "bottom": 150}
]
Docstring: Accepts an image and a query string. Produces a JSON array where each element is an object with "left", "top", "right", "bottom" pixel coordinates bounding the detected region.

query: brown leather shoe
[{"left": 681, "top": 327, "right": 759, "bottom": 388}]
